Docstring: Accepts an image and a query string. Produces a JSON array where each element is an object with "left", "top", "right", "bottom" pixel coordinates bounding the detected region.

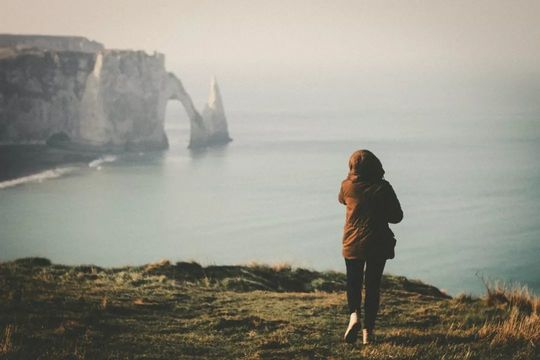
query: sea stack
[{"left": 198, "top": 77, "right": 233, "bottom": 147}]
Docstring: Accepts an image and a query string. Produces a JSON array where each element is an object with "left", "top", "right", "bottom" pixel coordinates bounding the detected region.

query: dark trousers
[{"left": 345, "top": 258, "right": 386, "bottom": 330}]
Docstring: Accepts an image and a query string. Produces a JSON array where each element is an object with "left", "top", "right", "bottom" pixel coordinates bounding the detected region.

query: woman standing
[{"left": 339, "top": 150, "right": 403, "bottom": 344}]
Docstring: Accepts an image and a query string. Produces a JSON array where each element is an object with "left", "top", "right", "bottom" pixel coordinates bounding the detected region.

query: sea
[{"left": 1, "top": 107, "right": 539, "bottom": 296}]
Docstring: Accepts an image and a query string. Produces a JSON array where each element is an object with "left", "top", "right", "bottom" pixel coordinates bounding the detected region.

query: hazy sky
[{"left": 1, "top": 0, "right": 539, "bottom": 112}]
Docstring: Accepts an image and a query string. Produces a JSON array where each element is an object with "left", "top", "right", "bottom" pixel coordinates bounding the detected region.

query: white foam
[
  {"left": 88, "top": 154, "right": 118, "bottom": 168},
  {"left": 0, "top": 167, "right": 76, "bottom": 189}
]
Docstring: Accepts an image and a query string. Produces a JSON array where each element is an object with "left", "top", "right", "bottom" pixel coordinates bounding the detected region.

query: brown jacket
[{"left": 339, "top": 176, "right": 403, "bottom": 260}]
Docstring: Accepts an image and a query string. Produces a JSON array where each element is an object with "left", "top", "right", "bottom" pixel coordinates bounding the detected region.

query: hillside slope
[{"left": 0, "top": 258, "right": 538, "bottom": 359}]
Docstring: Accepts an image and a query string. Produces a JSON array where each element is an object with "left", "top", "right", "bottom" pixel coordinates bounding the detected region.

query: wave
[
  {"left": 1, "top": 154, "right": 119, "bottom": 189},
  {"left": 0, "top": 167, "right": 77, "bottom": 189},
  {"left": 88, "top": 155, "right": 118, "bottom": 169}
]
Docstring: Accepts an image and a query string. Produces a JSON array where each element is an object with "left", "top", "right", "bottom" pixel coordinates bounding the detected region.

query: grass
[
  {"left": 478, "top": 279, "right": 540, "bottom": 347},
  {"left": 0, "top": 257, "right": 538, "bottom": 359}
]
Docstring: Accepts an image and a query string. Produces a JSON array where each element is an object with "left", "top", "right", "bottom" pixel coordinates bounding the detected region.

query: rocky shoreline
[{"left": 0, "top": 145, "right": 98, "bottom": 183}]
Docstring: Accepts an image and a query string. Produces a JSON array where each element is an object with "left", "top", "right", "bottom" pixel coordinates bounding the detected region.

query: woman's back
[
  {"left": 339, "top": 149, "right": 403, "bottom": 344},
  {"left": 339, "top": 151, "right": 403, "bottom": 260}
]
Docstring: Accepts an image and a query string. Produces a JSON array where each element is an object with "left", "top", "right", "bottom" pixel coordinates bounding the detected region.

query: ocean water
[{"left": 1, "top": 109, "right": 539, "bottom": 296}]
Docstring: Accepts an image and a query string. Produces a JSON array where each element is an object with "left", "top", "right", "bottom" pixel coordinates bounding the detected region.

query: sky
[{"left": 1, "top": 0, "right": 539, "bottom": 113}]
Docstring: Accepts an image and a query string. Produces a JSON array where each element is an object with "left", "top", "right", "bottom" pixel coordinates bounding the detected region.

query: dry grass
[
  {"left": 0, "top": 324, "right": 16, "bottom": 355},
  {"left": 143, "top": 259, "right": 171, "bottom": 273},
  {"left": 454, "top": 293, "right": 476, "bottom": 304},
  {"left": 246, "top": 260, "right": 292, "bottom": 272},
  {"left": 483, "top": 278, "right": 539, "bottom": 315},
  {"left": 1, "top": 258, "right": 538, "bottom": 359},
  {"left": 479, "top": 307, "right": 540, "bottom": 346},
  {"left": 478, "top": 280, "right": 540, "bottom": 347}
]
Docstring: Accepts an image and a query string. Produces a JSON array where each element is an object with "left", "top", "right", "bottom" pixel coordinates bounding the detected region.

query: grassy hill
[{"left": 0, "top": 258, "right": 538, "bottom": 359}]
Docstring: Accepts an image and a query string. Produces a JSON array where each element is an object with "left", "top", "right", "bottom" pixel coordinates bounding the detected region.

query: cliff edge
[{"left": 0, "top": 258, "right": 537, "bottom": 359}]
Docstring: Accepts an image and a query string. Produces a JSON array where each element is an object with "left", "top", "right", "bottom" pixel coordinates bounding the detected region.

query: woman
[{"left": 338, "top": 149, "right": 403, "bottom": 344}]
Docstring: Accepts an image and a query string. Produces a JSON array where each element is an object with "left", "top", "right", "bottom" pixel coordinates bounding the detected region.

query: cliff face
[
  {"left": 0, "top": 35, "right": 231, "bottom": 151},
  {"left": 76, "top": 50, "right": 170, "bottom": 151}
]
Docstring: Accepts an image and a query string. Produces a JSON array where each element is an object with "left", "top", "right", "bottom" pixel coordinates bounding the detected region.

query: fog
[{"left": 1, "top": 0, "right": 539, "bottom": 113}]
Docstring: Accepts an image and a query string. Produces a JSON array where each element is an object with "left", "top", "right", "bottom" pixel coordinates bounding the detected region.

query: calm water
[{"left": 1, "top": 109, "right": 539, "bottom": 296}]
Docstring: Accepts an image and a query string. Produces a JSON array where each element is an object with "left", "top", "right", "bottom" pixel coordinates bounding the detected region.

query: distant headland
[{"left": 0, "top": 34, "right": 232, "bottom": 152}]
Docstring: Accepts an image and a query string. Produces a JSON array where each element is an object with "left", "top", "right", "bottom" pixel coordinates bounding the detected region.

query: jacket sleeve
[
  {"left": 384, "top": 182, "right": 403, "bottom": 224},
  {"left": 338, "top": 184, "right": 346, "bottom": 205}
]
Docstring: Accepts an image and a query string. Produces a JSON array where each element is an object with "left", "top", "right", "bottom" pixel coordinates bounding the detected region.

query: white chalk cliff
[{"left": 0, "top": 34, "right": 232, "bottom": 151}]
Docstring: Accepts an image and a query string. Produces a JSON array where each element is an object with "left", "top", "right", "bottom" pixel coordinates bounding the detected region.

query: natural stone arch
[{"left": 164, "top": 73, "right": 232, "bottom": 149}]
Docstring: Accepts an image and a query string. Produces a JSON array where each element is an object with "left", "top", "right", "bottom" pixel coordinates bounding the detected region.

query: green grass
[{"left": 0, "top": 258, "right": 538, "bottom": 359}]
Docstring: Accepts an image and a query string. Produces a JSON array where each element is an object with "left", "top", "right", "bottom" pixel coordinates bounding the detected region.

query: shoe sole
[{"left": 344, "top": 323, "right": 359, "bottom": 344}]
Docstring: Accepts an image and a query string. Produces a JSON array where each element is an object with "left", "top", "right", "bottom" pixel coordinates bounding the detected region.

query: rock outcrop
[
  {"left": 165, "top": 73, "right": 231, "bottom": 148},
  {"left": 200, "top": 77, "right": 233, "bottom": 146},
  {"left": 0, "top": 34, "right": 231, "bottom": 151}
]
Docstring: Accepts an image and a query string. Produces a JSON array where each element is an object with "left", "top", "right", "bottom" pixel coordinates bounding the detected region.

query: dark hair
[{"left": 348, "top": 149, "right": 385, "bottom": 181}]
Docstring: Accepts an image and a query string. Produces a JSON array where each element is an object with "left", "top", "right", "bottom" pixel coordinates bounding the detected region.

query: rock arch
[{"left": 165, "top": 74, "right": 232, "bottom": 149}]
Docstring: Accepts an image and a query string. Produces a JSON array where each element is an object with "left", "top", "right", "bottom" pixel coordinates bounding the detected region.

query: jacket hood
[{"left": 347, "top": 149, "right": 385, "bottom": 182}]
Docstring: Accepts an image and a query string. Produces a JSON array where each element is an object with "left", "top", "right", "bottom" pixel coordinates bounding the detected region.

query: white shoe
[
  {"left": 362, "top": 328, "right": 374, "bottom": 344},
  {"left": 344, "top": 312, "right": 359, "bottom": 343}
]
